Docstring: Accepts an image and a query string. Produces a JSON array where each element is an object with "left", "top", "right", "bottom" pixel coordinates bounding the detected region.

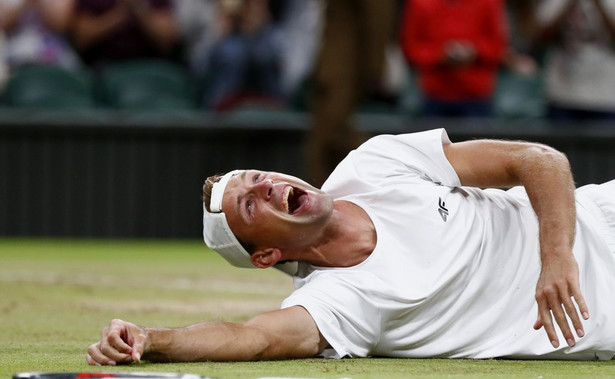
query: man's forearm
[
  {"left": 516, "top": 145, "right": 588, "bottom": 347},
  {"left": 516, "top": 145, "right": 576, "bottom": 258},
  {"left": 87, "top": 307, "right": 323, "bottom": 365},
  {"left": 143, "top": 321, "right": 268, "bottom": 362}
]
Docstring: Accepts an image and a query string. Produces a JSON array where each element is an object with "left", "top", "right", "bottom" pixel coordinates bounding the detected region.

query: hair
[
  {"left": 202, "top": 174, "right": 223, "bottom": 213},
  {"left": 202, "top": 173, "right": 256, "bottom": 254}
]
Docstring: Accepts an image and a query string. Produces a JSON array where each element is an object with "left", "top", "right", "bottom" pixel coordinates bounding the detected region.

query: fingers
[
  {"left": 571, "top": 287, "right": 590, "bottom": 321},
  {"left": 535, "top": 293, "right": 560, "bottom": 348},
  {"left": 561, "top": 291, "right": 584, "bottom": 340},
  {"left": 548, "top": 291, "right": 574, "bottom": 347},
  {"left": 88, "top": 336, "right": 132, "bottom": 366},
  {"left": 86, "top": 345, "right": 102, "bottom": 366},
  {"left": 534, "top": 279, "right": 590, "bottom": 349},
  {"left": 107, "top": 321, "right": 134, "bottom": 354},
  {"left": 87, "top": 342, "right": 118, "bottom": 366},
  {"left": 130, "top": 329, "right": 148, "bottom": 363},
  {"left": 85, "top": 319, "right": 144, "bottom": 366},
  {"left": 533, "top": 313, "right": 543, "bottom": 330}
]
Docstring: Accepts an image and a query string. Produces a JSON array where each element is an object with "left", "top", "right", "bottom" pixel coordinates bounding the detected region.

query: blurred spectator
[
  {"left": 0, "top": 31, "right": 7, "bottom": 91},
  {"left": 173, "top": 0, "right": 217, "bottom": 76},
  {"left": 307, "top": 0, "right": 396, "bottom": 187},
  {"left": 70, "top": 0, "right": 178, "bottom": 69},
  {"left": 184, "top": 0, "right": 285, "bottom": 110},
  {"left": 534, "top": 0, "right": 615, "bottom": 121},
  {"left": 175, "top": 0, "right": 321, "bottom": 110},
  {"left": 505, "top": 0, "right": 540, "bottom": 76},
  {"left": 400, "top": 0, "right": 509, "bottom": 118},
  {"left": 277, "top": 0, "right": 322, "bottom": 99},
  {"left": 0, "top": 0, "right": 81, "bottom": 71}
]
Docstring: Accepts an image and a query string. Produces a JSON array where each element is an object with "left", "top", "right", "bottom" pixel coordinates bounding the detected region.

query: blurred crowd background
[
  {"left": 1, "top": 0, "right": 614, "bottom": 186},
  {"left": 2, "top": 0, "right": 615, "bottom": 239}
]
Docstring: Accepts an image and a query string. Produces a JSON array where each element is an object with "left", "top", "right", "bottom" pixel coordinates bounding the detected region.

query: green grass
[{"left": 1, "top": 239, "right": 615, "bottom": 378}]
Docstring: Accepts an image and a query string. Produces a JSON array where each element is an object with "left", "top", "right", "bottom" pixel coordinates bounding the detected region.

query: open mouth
[{"left": 282, "top": 186, "right": 307, "bottom": 214}]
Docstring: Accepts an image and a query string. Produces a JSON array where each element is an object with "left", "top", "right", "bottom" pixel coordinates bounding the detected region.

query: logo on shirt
[{"left": 438, "top": 197, "right": 449, "bottom": 222}]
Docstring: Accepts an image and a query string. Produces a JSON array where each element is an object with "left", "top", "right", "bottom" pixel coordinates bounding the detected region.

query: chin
[{"left": 308, "top": 195, "right": 334, "bottom": 222}]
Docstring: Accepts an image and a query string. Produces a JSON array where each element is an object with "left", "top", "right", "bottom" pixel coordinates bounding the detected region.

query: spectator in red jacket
[{"left": 400, "top": 0, "right": 509, "bottom": 118}]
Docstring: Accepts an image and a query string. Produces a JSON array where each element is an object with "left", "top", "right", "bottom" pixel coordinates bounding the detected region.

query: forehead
[
  {"left": 225, "top": 170, "right": 248, "bottom": 193},
  {"left": 219, "top": 172, "right": 249, "bottom": 234},
  {"left": 223, "top": 171, "right": 247, "bottom": 204},
  {"left": 222, "top": 170, "right": 264, "bottom": 212}
]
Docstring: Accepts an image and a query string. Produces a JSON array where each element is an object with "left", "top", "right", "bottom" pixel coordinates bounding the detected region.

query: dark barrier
[{"left": 1, "top": 108, "right": 614, "bottom": 238}]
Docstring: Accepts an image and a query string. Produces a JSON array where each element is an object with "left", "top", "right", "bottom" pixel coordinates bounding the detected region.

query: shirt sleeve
[
  {"left": 281, "top": 271, "right": 381, "bottom": 359},
  {"left": 354, "top": 128, "right": 461, "bottom": 187}
]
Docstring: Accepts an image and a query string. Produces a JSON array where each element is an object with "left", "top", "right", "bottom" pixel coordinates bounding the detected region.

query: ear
[{"left": 250, "top": 247, "right": 282, "bottom": 269}]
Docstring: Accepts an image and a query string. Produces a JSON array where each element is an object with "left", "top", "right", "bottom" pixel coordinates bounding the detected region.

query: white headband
[
  {"left": 210, "top": 170, "right": 241, "bottom": 213},
  {"left": 202, "top": 170, "right": 298, "bottom": 276}
]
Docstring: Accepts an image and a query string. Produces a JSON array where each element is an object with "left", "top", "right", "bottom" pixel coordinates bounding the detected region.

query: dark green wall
[{"left": 1, "top": 109, "right": 613, "bottom": 238}]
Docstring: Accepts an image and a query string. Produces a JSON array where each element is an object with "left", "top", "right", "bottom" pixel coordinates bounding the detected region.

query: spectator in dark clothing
[
  {"left": 198, "top": 0, "right": 285, "bottom": 110},
  {"left": 70, "top": 0, "right": 178, "bottom": 68}
]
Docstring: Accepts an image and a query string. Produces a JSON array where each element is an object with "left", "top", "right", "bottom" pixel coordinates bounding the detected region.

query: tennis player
[{"left": 87, "top": 129, "right": 615, "bottom": 365}]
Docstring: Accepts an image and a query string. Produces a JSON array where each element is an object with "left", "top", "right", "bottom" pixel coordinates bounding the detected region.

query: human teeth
[{"left": 283, "top": 186, "right": 293, "bottom": 213}]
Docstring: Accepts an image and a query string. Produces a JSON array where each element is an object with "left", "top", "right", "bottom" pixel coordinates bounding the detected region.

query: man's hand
[
  {"left": 533, "top": 252, "right": 589, "bottom": 348},
  {"left": 86, "top": 319, "right": 148, "bottom": 366},
  {"left": 444, "top": 40, "right": 477, "bottom": 66}
]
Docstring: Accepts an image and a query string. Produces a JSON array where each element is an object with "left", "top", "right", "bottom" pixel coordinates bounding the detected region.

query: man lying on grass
[{"left": 87, "top": 129, "right": 615, "bottom": 365}]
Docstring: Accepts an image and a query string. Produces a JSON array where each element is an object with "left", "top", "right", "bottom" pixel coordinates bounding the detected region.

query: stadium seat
[
  {"left": 494, "top": 69, "right": 546, "bottom": 119},
  {"left": 99, "top": 59, "right": 196, "bottom": 111},
  {"left": 4, "top": 65, "right": 95, "bottom": 109}
]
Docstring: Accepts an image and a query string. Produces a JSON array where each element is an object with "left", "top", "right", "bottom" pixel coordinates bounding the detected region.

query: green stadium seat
[
  {"left": 494, "top": 69, "right": 546, "bottom": 119},
  {"left": 99, "top": 59, "right": 196, "bottom": 111},
  {"left": 4, "top": 65, "right": 95, "bottom": 109}
]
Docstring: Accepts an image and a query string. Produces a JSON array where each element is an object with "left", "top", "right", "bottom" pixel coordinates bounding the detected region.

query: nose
[{"left": 252, "top": 179, "right": 273, "bottom": 200}]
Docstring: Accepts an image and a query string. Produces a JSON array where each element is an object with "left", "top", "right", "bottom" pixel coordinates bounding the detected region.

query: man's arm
[
  {"left": 443, "top": 139, "right": 589, "bottom": 348},
  {"left": 86, "top": 306, "right": 328, "bottom": 365}
]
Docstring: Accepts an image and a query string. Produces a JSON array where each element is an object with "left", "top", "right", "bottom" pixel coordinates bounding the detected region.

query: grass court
[{"left": 1, "top": 239, "right": 615, "bottom": 379}]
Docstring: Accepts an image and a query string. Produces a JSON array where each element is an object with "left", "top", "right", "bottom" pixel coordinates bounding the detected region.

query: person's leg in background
[
  {"left": 247, "top": 24, "right": 284, "bottom": 101},
  {"left": 204, "top": 35, "right": 249, "bottom": 109},
  {"left": 307, "top": 0, "right": 395, "bottom": 188}
]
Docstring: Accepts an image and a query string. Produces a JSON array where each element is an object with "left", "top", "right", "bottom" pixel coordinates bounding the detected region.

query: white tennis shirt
[{"left": 281, "top": 128, "right": 615, "bottom": 360}]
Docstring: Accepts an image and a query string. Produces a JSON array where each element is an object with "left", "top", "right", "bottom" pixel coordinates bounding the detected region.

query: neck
[{"left": 296, "top": 201, "right": 376, "bottom": 267}]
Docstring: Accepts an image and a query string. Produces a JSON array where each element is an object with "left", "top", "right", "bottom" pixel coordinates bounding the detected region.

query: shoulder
[
  {"left": 360, "top": 129, "right": 450, "bottom": 151},
  {"left": 324, "top": 128, "right": 459, "bottom": 192}
]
